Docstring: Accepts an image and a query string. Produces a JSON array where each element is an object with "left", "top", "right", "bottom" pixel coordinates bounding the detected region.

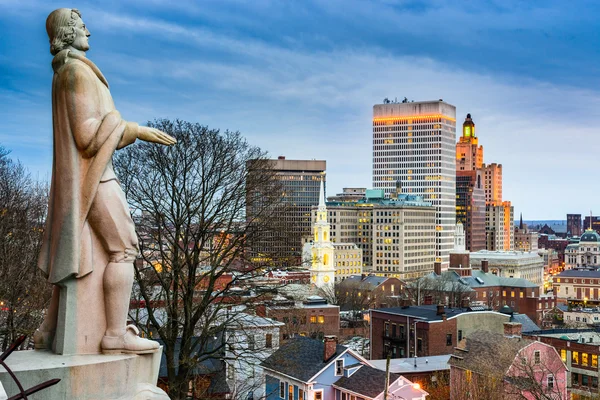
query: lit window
[{"left": 318, "top": 315, "right": 325, "bottom": 324}]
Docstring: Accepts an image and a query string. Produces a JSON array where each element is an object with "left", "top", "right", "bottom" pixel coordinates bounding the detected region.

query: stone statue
[{"left": 35, "top": 8, "right": 176, "bottom": 356}]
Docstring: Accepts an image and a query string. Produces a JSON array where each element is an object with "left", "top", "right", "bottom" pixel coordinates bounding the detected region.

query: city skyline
[{"left": 1, "top": 0, "right": 599, "bottom": 219}]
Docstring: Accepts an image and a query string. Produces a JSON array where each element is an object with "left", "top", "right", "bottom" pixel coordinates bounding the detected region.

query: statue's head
[{"left": 46, "top": 8, "right": 90, "bottom": 55}]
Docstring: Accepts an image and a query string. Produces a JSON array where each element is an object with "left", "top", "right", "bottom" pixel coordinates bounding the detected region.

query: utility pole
[{"left": 383, "top": 351, "right": 391, "bottom": 400}]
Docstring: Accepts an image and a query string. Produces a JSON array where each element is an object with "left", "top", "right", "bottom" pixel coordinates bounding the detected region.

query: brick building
[
  {"left": 410, "top": 259, "right": 555, "bottom": 325},
  {"left": 336, "top": 274, "right": 404, "bottom": 311},
  {"left": 369, "top": 304, "right": 538, "bottom": 359},
  {"left": 538, "top": 234, "right": 569, "bottom": 266},
  {"left": 259, "top": 295, "right": 340, "bottom": 341},
  {"left": 567, "top": 213, "right": 583, "bottom": 237},
  {"left": 524, "top": 329, "right": 600, "bottom": 398},
  {"left": 553, "top": 270, "right": 600, "bottom": 306}
]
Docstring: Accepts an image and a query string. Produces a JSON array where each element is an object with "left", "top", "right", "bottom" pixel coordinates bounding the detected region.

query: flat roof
[{"left": 370, "top": 355, "right": 451, "bottom": 373}]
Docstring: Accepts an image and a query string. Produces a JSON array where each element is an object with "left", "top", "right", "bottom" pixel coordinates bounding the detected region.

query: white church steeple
[{"left": 311, "top": 177, "right": 335, "bottom": 289}]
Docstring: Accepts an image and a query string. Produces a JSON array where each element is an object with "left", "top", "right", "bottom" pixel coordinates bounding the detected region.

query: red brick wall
[
  {"left": 370, "top": 310, "right": 458, "bottom": 359},
  {"left": 424, "top": 318, "right": 457, "bottom": 356}
]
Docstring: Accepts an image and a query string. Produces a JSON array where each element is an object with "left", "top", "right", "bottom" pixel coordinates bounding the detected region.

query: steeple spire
[
  {"left": 519, "top": 213, "right": 523, "bottom": 230},
  {"left": 318, "top": 176, "right": 326, "bottom": 211}
]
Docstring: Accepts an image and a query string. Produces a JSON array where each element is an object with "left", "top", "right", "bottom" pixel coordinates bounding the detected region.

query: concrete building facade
[
  {"left": 482, "top": 162, "right": 502, "bottom": 204},
  {"left": 486, "top": 201, "right": 514, "bottom": 251},
  {"left": 373, "top": 100, "right": 456, "bottom": 269},
  {"left": 315, "top": 188, "right": 436, "bottom": 279},
  {"left": 565, "top": 229, "right": 600, "bottom": 269},
  {"left": 469, "top": 250, "right": 544, "bottom": 288}
]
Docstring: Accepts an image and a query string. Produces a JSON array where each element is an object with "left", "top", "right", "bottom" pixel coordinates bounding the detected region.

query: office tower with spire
[
  {"left": 373, "top": 99, "right": 456, "bottom": 269},
  {"left": 455, "top": 114, "right": 486, "bottom": 251}
]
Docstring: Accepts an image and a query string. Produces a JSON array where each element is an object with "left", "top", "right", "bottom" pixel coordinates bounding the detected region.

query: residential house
[
  {"left": 524, "top": 328, "right": 600, "bottom": 398},
  {"left": 449, "top": 330, "right": 568, "bottom": 400},
  {"left": 259, "top": 295, "right": 340, "bottom": 341},
  {"left": 370, "top": 355, "right": 450, "bottom": 396},
  {"left": 336, "top": 275, "right": 404, "bottom": 312},
  {"left": 224, "top": 313, "right": 285, "bottom": 400},
  {"left": 261, "top": 336, "right": 428, "bottom": 400}
]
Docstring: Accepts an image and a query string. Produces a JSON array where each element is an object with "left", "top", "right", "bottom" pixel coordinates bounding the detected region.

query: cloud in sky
[{"left": 1, "top": 0, "right": 599, "bottom": 219}]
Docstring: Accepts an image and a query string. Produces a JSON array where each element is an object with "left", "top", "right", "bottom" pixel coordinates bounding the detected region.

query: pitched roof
[
  {"left": 342, "top": 275, "right": 390, "bottom": 289},
  {"left": 448, "top": 331, "right": 533, "bottom": 376},
  {"left": 333, "top": 365, "right": 400, "bottom": 398},
  {"left": 260, "top": 336, "right": 346, "bottom": 382},
  {"left": 416, "top": 269, "right": 538, "bottom": 290},
  {"left": 511, "top": 313, "right": 540, "bottom": 333},
  {"left": 556, "top": 269, "right": 600, "bottom": 278}
]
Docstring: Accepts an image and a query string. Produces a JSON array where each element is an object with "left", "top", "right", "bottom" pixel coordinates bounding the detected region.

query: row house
[{"left": 261, "top": 336, "right": 428, "bottom": 400}]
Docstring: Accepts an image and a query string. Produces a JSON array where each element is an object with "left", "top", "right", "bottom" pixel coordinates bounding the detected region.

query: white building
[
  {"left": 314, "top": 188, "right": 436, "bottom": 279},
  {"left": 225, "top": 312, "right": 284, "bottom": 400},
  {"left": 470, "top": 250, "right": 544, "bottom": 288},
  {"left": 565, "top": 229, "right": 600, "bottom": 269},
  {"left": 373, "top": 99, "right": 456, "bottom": 269}
]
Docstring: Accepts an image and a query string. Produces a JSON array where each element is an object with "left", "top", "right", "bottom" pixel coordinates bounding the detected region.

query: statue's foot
[
  {"left": 101, "top": 325, "right": 160, "bottom": 355},
  {"left": 33, "top": 329, "right": 55, "bottom": 350}
]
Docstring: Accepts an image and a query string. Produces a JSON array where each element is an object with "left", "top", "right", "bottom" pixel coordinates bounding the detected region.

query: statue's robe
[{"left": 38, "top": 49, "right": 138, "bottom": 284}]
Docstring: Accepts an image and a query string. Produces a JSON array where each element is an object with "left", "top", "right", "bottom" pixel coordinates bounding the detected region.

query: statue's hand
[{"left": 137, "top": 126, "right": 177, "bottom": 146}]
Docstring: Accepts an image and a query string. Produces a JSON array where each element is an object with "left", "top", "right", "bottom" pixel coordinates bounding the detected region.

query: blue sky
[{"left": 1, "top": 0, "right": 599, "bottom": 219}]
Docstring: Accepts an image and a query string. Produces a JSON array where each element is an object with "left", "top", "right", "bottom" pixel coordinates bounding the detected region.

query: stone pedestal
[{"left": 0, "top": 349, "right": 168, "bottom": 399}]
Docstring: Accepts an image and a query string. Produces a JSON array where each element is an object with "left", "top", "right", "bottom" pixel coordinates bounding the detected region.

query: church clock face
[{"left": 323, "top": 275, "right": 330, "bottom": 283}]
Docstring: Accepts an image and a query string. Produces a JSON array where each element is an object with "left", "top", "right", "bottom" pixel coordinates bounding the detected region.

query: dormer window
[{"left": 335, "top": 359, "right": 344, "bottom": 376}]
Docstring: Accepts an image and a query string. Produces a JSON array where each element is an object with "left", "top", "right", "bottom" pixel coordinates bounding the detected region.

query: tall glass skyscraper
[{"left": 372, "top": 100, "right": 456, "bottom": 269}]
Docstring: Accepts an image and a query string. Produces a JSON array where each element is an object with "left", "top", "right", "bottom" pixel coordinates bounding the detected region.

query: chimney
[
  {"left": 503, "top": 322, "right": 522, "bottom": 338},
  {"left": 434, "top": 262, "right": 442, "bottom": 276},
  {"left": 361, "top": 274, "right": 366, "bottom": 281},
  {"left": 481, "top": 260, "right": 489, "bottom": 273},
  {"left": 461, "top": 298, "right": 470, "bottom": 308},
  {"left": 436, "top": 304, "right": 445, "bottom": 315},
  {"left": 324, "top": 336, "right": 337, "bottom": 362}
]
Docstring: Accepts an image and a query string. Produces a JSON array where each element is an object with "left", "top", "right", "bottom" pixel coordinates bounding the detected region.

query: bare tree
[
  {"left": 451, "top": 334, "right": 569, "bottom": 400},
  {"left": 0, "top": 145, "right": 51, "bottom": 350},
  {"left": 114, "top": 120, "right": 287, "bottom": 400},
  {"left": 407, "top": 273, "right": 474, "bottom": 307}
]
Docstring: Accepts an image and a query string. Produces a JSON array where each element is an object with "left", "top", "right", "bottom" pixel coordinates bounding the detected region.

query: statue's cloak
[{"left": 38, "top": 50, "right": 137, "bottom": 284}]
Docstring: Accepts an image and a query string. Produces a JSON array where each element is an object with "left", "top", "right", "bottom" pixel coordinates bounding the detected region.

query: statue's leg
[
  {"left": 87, "top": 180, "right": 159, "bottom": 354},
  {"left": 33, "top": 285, "right": 60, "bottom": 349},
  {"left": 103, "top": 261, "right": 134, "bottom": 337}
]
